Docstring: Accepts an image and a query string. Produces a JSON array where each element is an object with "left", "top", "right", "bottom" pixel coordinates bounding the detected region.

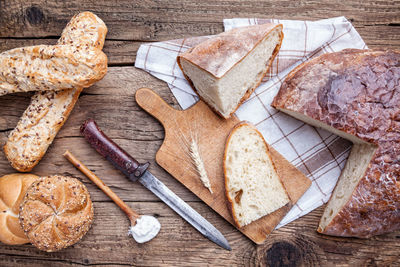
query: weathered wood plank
[
  {"left": 1, "top": 0, "right": 399, "bottom": 40},
  {"left": 0, "top": 203, "right": 398, "bottom": 266},
  {"left": 0, "top": 0, "right": 399, "bottom": 67}
]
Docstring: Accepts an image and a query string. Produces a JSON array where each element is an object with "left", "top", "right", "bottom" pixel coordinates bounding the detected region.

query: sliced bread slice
[
  {"left": 177, "top": 23, "right": 283, "bottom": 118},
  {"left": 224, "top": 122, "right": 290, "bottom": 228}
]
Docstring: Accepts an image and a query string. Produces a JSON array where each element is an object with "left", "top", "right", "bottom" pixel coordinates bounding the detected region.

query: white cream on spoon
[{"left": 64, "top": 150, "right": 161, "bottom": 244}]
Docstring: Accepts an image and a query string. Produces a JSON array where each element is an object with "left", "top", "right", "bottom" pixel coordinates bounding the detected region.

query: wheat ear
[{"left": 189, "top": 137, "right": 213, "bottom": 194}]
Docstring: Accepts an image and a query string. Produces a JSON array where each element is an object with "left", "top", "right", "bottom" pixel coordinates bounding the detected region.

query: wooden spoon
[{"left": 63, "top": 150, "right": 160, "bottom": 243}]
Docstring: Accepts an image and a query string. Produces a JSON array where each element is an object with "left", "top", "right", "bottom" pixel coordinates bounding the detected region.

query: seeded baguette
[
  {"left": 4, "top": 12, "right": 107, "bottom": 172},
  {"left": 0, "top": 44, "right": 107, "bottom": 96}
]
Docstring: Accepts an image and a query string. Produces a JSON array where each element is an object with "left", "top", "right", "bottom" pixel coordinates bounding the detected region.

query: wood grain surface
[
  {"left": 135, "top": 88, "right": 311, "bottom": 244},
  {"left": 0, "top": 0, "right": 399, "bottom": 266}
]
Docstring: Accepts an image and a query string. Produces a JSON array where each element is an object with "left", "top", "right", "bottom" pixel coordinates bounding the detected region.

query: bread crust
[
  {"left": 223, "top": 121, "right": 288, "bottom": 228},
  {"left": 177, "top": 24, "right": 283, "bottom": 119},
  {"left": 272, "top": 49, "right": 400, "bottom": 238},
  {"left": 4, "top": 12, "right": 107, "bottom": 172},
  {"left": 0, "top": 44, "right": 107, "bottom": 96},
  {"left": 19, "top": 175, "right": 94, "bottom": 252},
  {"left": 0, "top": 173, "right": 39, "bottom": 245}
]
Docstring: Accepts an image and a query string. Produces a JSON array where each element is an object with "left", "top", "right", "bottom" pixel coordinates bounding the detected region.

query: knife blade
[{"left": 80, "top": 118, "right": 231, "bottom": 250}]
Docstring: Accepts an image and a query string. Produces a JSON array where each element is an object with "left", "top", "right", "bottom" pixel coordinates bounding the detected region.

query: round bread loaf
[
  {"left": 19, "top": 175, "right": 94, "bottom": 252},
  {"left": 0, "top": 173, "right": 39, "bottom": 245}
]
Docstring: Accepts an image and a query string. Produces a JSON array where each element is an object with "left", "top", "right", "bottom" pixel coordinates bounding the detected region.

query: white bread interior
[
  {"left": 224, "top": 123, "right": 290, "bottom": 227},
  {"left": 277, "top": 108, "right": 377, "bottom": 232},
  {"left": 180, "top": 29, "right": 281, "bottom": 118}
]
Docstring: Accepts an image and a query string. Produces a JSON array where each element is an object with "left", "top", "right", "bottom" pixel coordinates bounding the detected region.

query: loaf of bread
[
  {"left": 224, "top": 122, "right": 289, "bottom": 227},
  {"left": 4, "top": 12, "right": 107, "bottom": 172},
  {"left": 0, "top": 173, "right": 38, "bottom": 245},
  {"left": 0, "top": 44, "right": 107, "bottom": 96},
  {"left": 177, "top": 23, "right": 283, "bottom": 118},
  {"left": 272, "top": 49, "right": 400, "bottom": 238},
  {"left": 19, "top": 175, "right": 94, "bottom": 252}
]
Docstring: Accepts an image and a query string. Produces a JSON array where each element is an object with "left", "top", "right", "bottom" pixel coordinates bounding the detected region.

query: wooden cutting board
[{"left": 135, "top": 88, "right": 311, "bottom": 244}]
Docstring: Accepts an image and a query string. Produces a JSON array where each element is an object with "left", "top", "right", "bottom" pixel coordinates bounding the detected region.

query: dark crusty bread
[
  {"left": 4, "top": 12, "right": 107, "bottom": 172},
  {"left": 19, "top": 175, "right": 94, "bottom": 252},
  {"left": 224, "top": 122, "right": 289, "bottom": 228},
  {"left": 272, "top": 49, "right": 400, "bottom": 238},
  {"left": 178, "top": 23, "right": 283, "bottom": 118}
]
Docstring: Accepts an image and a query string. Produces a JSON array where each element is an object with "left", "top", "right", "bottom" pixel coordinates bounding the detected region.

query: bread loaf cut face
[
  {"left": 0, "top": 173, "right": 38, "bottom": 245},
  {"left": 224, "top": 122, "right": 289, "bottom": 228},
  {"left": 178, "top": 24, "right": 283, "bottom": 118},
  {"left": 272, "top": 49, "right": 400, "bottom": 238}
]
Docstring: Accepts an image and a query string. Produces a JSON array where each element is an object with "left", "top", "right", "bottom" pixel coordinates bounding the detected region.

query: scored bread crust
[
  {"left": 0, "top": 173, "right": 39, "bottom": 245},
  {"left": 0, "top": 44, "right": 107, "bottom": 96},
  {"left": 177, "top": 24, "right": 283, "bottom": 119},
  {"left": 223, "top": 121, "right": 289, "bottom": 228},
  {"left": 19, "top": 175, "right": 94, "bottom": 252},
  {"left": 272, "top": 49, "right": 400, "bottom": 238},
  {"left": 4, "top": 12, "right": 107, "bottom": 172}
]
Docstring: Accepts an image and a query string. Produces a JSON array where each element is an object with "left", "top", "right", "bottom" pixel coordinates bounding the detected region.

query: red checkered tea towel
[{"left": 135, "top": 17, "right": 367, "bottom": 228}]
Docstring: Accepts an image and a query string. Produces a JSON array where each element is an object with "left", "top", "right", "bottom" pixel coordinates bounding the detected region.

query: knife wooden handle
[{"left": 80, "top": 118, "right": 149, "bottom": 180}]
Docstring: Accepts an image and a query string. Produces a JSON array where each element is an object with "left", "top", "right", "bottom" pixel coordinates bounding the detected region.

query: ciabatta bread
[
  {"left": 272, "top": 49, "right": 400, "bottom": 238},
  {"left": 224, "top": 122, "right": 289, "bottom": 228},
  {"left": 19, "top": 175, "right": 94, "bottom": 252},
  {"left": 0, "top": 173, "right": 38, "bottom": 245},
  {"left": 178, "top": 24, "right": 283, "bottom": 118},
  {"left": 4, "top": 12, "right": 107, "bottom": 172},
  {"left": 0, "top": 44, "right": 107, "bottom": 96}
]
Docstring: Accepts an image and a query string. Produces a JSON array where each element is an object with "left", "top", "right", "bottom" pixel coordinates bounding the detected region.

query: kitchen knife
[{"left": 80, "top": 119, "right": 231, "bottom": 251}]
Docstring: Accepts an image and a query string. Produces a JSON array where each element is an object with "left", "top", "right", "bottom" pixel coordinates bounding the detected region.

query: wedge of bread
[
  {"left": 224, "top": 122, "right": 290, "bottom": 228},
  {"left": 4, "top": 12, "right": 107, "bottom": 172},
  {"left": 177, "top": 23, "right": 283, "bottom": 119}
]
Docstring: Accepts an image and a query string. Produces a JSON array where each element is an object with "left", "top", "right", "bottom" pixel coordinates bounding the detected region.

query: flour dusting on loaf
[
  {"left": 272, "top": 49, "right": 400, "bottom": 238},
  {"left": 178, "top": 23, "right": 283, "bottom": 118},
  {"left": 224, "top": 122, "right": 289, "bottom": 228}
]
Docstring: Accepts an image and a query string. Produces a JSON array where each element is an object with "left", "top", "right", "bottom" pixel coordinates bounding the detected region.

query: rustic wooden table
[{"left": 0, "top": 1, "right": 399, "bottom": 266}]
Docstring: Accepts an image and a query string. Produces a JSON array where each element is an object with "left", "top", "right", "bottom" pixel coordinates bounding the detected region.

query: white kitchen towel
[{"left": 135, "top": 17, "right": 367, "bottom": 228}]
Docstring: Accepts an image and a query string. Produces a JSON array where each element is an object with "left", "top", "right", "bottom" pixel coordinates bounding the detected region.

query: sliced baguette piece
[
  {"left": 177, "top": 23, "right": 283, "bottom": 119},
  {"left": 4, "top": 12, "right": 107, "bottom": 172},
  {"left": 224, "top": 122, "right": 290, "bottom": 228},
  {"left": 0, "top": 44, "right": 107, "bottom": 96}
]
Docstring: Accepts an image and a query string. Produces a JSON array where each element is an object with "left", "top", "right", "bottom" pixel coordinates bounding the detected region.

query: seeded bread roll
[
  {"left": 0, "top": 173, "right": 38, "bottom": 245},
  {"left": 224, "top": 122, "right": 290, "bottom": 227},
  {"left": 178, "top": 23, "right": 283, "bottom": 118},
  {"left": 272, "top": 49, "right": 400, "bottom": 238},
  {"left": 19, "top": 175, "right": 94, "bottom": 252},
  {"left": 4, "top": 12, "right": 107, "bottom": 172},
  {"left": 0, "top": 44, "right": 107, "bottom": 96}
]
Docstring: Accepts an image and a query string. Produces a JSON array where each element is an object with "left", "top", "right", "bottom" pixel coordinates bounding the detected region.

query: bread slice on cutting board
[
  {"left": 272, "top": 49, "right": 400, "bottom": 238},
  {"left": 224, "top": 122, "right": 290, "bottom": 227},
  {"left": 177, "top": 23, "right": 283, "bottom": 119}
]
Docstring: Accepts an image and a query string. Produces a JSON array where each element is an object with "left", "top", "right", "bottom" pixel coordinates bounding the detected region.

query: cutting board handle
[{"left": 135, "top": 88, "right": 178, "bottom": 124}]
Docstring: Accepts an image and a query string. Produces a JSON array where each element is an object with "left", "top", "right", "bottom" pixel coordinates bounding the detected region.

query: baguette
[
  {"left": 4, "top": 12, "right": 107, "bottom": 172},
  {"left": 0, "top": 44, "right": 107, "bottom": 96},
  {"left": 224, "top": 122, "right": 289, "bottom": 227}
]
